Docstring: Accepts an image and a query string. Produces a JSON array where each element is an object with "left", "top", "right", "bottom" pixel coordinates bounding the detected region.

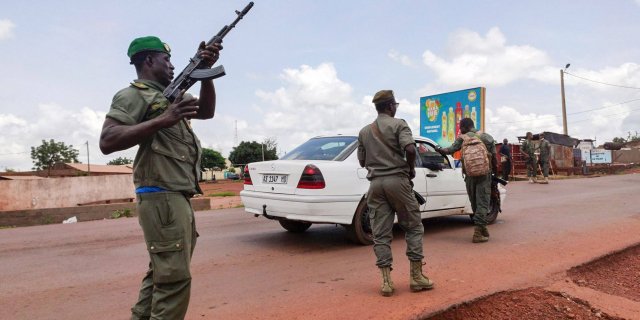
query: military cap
[
  {"left": 127, "top": 36, "right": 171, "bottom": 58},
  {"left": 372, "top": 90, "right": 395, "bottom": 105}
]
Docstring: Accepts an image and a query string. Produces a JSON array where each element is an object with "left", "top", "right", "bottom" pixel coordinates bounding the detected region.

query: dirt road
[{"left": 1, "top": 174, "right": 639, "bottom": 319}]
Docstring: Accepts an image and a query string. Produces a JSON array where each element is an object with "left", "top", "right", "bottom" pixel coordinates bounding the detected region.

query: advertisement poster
[{"left": 419, "top": 87, "right": 485, "bottom": 148}]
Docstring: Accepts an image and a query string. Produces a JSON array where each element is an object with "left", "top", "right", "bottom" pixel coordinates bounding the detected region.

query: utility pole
[
  {"left": 560, "top": 64, "right": 570, "bottom": 135},
  {"left": 261, "top": 143, "right": 265, "bottom": 161},
  {"left": 85, "top": 141, "right": 91, "bottom": 176}
]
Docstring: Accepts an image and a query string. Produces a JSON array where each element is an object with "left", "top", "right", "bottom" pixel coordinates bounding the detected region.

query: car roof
[{"left": 308, "top": 134, "right": 438, "bottom": 145}]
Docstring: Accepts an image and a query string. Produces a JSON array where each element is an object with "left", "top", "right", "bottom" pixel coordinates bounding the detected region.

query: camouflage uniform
[
  {"left": 357, "top": 114, "right": 424, "bottom": 268},
  {"left": 539, "top": 139, "right": 551, "bottom": 177},
  {"left": 440, "top": 129, "right": 496, "bottom": 227},
  {"left": 107, "top": 79, "right": 202, "bottom": 320},
  {"left": 522, "top": 139, "right": 537, "bottom": 178}
]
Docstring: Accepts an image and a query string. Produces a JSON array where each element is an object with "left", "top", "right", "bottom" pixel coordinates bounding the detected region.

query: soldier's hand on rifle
[
  {"left": 159, "top": 90, "right": 199, "bottom": 127},
  {"left": 197, "top": 41, "right": 223, "bottom": 69}
]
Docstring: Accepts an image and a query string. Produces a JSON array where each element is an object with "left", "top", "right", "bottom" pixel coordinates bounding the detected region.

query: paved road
[{"left": 1, "top": 174, "right": 639, "bottom": 320}]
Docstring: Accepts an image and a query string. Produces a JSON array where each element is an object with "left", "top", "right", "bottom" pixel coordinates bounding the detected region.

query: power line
[
  {"left": 570, "top": 105, "right": 640, "bottom": 124},
  {"left": 487, "top": 97, "right": 640, "bottom": 125},
  {"left": 564, "top": 71, "right": 640, "bottom": 90}
]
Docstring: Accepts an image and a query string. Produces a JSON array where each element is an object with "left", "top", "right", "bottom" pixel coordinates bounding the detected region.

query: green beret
[
  {"left": 127, "top": 36, "right": 171, "bottom": 58},
  {"left": 372, "top": 90, "right": 395, "bottom": 105}
]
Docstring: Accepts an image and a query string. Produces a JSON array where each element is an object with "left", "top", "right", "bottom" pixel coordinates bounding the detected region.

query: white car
[{"left": 240, "top": 135, "right": 506, "bottom": 245}]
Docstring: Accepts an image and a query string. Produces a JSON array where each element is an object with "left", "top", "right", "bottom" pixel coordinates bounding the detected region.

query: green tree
[
  {"left": 30, "top": 139, "right": 80, "bottom": 174},
  {"left": 228, "top": 139, "right": 278, "bottom": 166},
  {"left": 107, "top": 157, "right": 133, "bottom": 165},
  {"left": 612, "top": 137, "right": 627, "bottom": 144},
  {"left": 201, "top": 148, "right": 226, "bottom": 172}
]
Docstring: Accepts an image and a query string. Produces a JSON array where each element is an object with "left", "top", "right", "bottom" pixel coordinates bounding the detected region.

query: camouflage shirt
[{"left": 106, "top": 79, "right": 203, "bottom": 195}]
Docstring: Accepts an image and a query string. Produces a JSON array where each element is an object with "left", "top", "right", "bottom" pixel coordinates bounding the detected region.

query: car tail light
[
  {"left": 297, "top": 164, "right": 325, "bottom": 189},
  {"left": 244, "top": 165, "right": 252, "bottom": 185}
]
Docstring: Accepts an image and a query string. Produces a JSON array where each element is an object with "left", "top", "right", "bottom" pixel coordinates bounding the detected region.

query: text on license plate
[{"left": 262, "top": 174, "right": 288, "bottom": 184}]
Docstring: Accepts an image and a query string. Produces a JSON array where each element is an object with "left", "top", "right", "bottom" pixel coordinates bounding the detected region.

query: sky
[{"left": 1, "top": 0, "right": 639, "bottom": 171}]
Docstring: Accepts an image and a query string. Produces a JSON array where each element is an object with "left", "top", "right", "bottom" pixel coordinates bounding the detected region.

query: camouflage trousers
[
  {"left": 131, "top": 192, "right": 198, "bottom": 320},
  {"left": 367, "top": 175, "right": 424, "bottom": 268},
  {"left": 525, "top": 157, "right": 537, "bottom": 178},
  {"left": 539, "top": 158, "right": 549, "bottom": 177},
  {"left": 465, "top": 173, "right": 491, "bottom": 226}
]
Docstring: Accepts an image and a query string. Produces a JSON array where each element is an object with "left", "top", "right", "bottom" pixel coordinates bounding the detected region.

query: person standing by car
[
  {"left": 99, "top": 36, "right": 221, "bottom": 320},
  {"left": 435, "top": 118, "right": 498, "bottom": 243},
  {"left": 499, "top": 138, "right": 511, "bottom": 181},
  {"left": 357, "top": 90, "right": 434, "bottom": 297},
  {"left": 538, "top": 133, "right": 551, "bottom": 184},
  {"left": 521, "top": 132, "right": 537, "bottom": 183}
]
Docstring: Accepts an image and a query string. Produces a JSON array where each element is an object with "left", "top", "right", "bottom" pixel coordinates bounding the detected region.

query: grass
[
  {"left": 207, "top": 192, "right": 237, "bottom": 197},
  {"left": 111, "top": 209, "right": 133, "bottom": 219}
]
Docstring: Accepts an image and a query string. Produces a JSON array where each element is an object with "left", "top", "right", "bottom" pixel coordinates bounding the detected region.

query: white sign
[{"left": 581, "top": 149, "right": 612, "bottom": 164}]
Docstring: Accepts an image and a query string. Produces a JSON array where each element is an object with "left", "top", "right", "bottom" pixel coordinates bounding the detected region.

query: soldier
[
  {"left": 435, "top": 118, "right": 497, "bottom": 243},
  {"left": 499, "top": 138, "right": 511, "bottom": 181},
  {"left": 357, "top": 90, "right": 434, "bottom": 297},
  {"left": 100, "top": 36, "right": 221, "bottom": 320},
  {"left": 521, "top": 132, "right": 537, "bottom": 183},
  {"left": 538, "top": 133, "right": 551, "bottom": 184}
]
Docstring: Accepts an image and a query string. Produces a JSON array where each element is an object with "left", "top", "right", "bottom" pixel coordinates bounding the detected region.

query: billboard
[{"left": 419, "top": 87, "right": 485, "bottom": 147}]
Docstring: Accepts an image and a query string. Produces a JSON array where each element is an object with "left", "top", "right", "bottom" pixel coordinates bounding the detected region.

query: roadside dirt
[
  {"left": 198, "top": 180, "right": 243, "bottom": 209},
  {"left": 426, "top": 287, "right": 618, "bottom": 320},
  {"left": 568, "top": 244, "right": 640, "bottom": 303},
  {"left": 427, "top": 244, "right": 640, "bottom": 319}
]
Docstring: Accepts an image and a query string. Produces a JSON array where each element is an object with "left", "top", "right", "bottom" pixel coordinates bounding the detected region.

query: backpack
[{"left": 460, "top": 133, "right": 490, "bottom": 176}]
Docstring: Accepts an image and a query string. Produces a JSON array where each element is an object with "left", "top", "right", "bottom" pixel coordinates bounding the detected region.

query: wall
[
  {"left": 0, "top": 174, "right": 135, "bottom": 211},
  {"left": 0, "top": 197, "right": 211, "bottom": 228},
  {"left": 613, "top": 149, "right": 640, "bottom": 163}
]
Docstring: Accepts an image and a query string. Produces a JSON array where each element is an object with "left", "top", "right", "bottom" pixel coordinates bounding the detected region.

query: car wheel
[
  {"left": 346, "top": 200, "right": 374, "bottom": 245},
  {"left": 278, "top": 219, "right": 312, "bottom": 233},
  {"left": 468, "top": 198, "right": 500, "bottom": 224}
]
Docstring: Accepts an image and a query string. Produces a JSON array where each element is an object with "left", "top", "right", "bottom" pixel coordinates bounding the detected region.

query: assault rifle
[
  {"left": 163, "top": 2, "right": 254, "bottom": 102},
  {"left": 492, "top": 174, "right": 508, "bottom": 186}
]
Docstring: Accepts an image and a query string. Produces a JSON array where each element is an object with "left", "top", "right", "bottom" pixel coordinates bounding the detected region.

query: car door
[{"left": 415, "top": 141, "right": 468, "bottom": 216}]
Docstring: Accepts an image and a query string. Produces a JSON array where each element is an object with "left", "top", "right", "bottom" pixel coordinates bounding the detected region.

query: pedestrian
[
  {"left": 521, "top": 132, "right": 537, "bottom": 183},
  {"left": 435, "top": 118, "right": 498, "bottom": 243},
  {"left": 538, "top": 133, "right": 551, "bottom": 184},
  {"left": 357, "top": 90, "right": 434, "bottom": 297},
  {"left": 99, "top": 36, "right": 222, "bottom": 320},
  {"left": 499, "top": 138, "right": 511, "bottom": 181}
]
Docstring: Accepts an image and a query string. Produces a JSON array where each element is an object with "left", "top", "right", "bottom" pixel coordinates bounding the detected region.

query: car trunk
[{"left": 247, "top": 160, "right": 307, "bottom": 195}]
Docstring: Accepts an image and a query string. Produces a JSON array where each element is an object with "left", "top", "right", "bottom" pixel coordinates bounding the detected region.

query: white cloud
[
  {"left": 249, "top": 63, "right": 378, "bottom": 155},
  {"left": 388, "top": 49, "right": 414, "bottom": 67},
  {"left": 0, "top": 19, "right": 15, "bottom": 40},
  {"left": 421, "top": 27, "right": 551, "bottom": 87},
  {"left": 0, "top": 104, "right": 114, "bottom": 171}
]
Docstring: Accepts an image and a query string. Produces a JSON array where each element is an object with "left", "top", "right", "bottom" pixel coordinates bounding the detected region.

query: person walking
[
  {"left": 521, "top": 132, "right": 537, "bottom": 183},
  {"left": 357, "top": 90, "right": 434, "bottom": 297},
  {"left": 100, "top": 36, "right": 221, "bottom": 320},
  {"left": 538, "top": 133, "right": 551, "bottom": 184},
  {"left": 499, "top": 138, "right": 511, "bottom": 181},
  {"left": 436, "top": 118, "right": 498, "bottom": 243}
]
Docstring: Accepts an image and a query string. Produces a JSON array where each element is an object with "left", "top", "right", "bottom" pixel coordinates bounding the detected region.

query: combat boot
[
  {"left": 472, "top": 226, "right": 489, "bottom": 243},
  {"left": 480, "top": 225, "right": 490, "bottom": 237},
  {"left": 409, "top": 261, "right": 434, "bottom": 292},
  {"left": 379, "top": 267, "right": 394, "bottom": 297}
]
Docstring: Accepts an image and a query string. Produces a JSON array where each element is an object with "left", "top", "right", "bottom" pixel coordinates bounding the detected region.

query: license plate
[{"left": 262, "top": 174, "right": 288, "bottom": 184}]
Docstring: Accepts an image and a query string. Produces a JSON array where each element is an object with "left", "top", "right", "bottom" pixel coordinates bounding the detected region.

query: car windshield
[{"left": 281, "top": 136, "right": 357, "bottom": 161}]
